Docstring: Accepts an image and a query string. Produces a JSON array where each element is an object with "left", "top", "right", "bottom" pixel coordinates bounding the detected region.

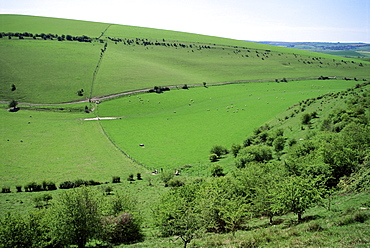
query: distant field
[
  {"left": 98, "top": 79, "right": 358, "bottom": 171},
  {"left": 1, "top": 15, "right": 369, "bottom": 104},
  {"left": 0, "top": 106, "right": 146, "bottom": 187}
]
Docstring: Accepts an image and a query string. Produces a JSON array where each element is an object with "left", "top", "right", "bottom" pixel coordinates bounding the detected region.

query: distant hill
[
  {"left": 256, "top": 41, "right": 370, "bottom": 60},
  {"left": 1, "top": 15, "right": 369, "bottom": 103}
]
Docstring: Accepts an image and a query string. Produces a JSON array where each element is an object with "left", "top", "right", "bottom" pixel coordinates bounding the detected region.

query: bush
[
  {"left": 127, "top": 174, "right": 135, "bottom": 181},
  {"left": 210, "top": 164, "right": 225, "bottom": 177},
  {"left": 1, "top": 187, "right": 10, "bottom": 193},
  {"left": 25, "top": 182, "right": 43, "bottom": 192},
  {"left": 101, "top": 213, "right": 143, "bottom": 244},
  {"left": 16, "top": 185, "right": 22, "bottom": 192},
  {"left": 209, "top": 153, "right": 218, "bottom": 162},
  {"left": 112, "top": 176, "right": 121, "bottom": 183},
  {"left": 231, "top": 143, "right": 242, "bottom": 157},
  {"left": 210, "top": 145, "right": 228, "bottom": 157},
  {"left": 301, "top": 113, "right": 312, "bottom": 125},
  {"left": 137, "top": 173, "right": 142, "bottom": 180},
  {"left": 167, "top": 178, "right": 185, "bottom": 187},
  {"left": 42, "top": 180, "right": 57, "bottom": 191},
  {"left": 160, "top": 171, "right": 174, "bottom": 186},
  {"left": 59, "top": 180, "right": 74, "bottom": 189}
]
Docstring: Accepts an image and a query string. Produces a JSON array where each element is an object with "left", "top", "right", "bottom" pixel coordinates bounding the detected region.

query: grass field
[
  {"left": 1, "top": 15, "right": 370, "bottom": 247},
  {"left": 97, "top": 79, "right": 359, "bottom": 171},
  {"left": 1, "top": 15, "right": 369, "bottom": 103},
  {"left": 0, "top": 105, "right": 146, "bottom": 188}
]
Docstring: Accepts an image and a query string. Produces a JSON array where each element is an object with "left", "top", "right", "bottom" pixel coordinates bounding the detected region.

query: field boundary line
[{"left": 0, "top": 76, "right": 357, "bottom": 106}]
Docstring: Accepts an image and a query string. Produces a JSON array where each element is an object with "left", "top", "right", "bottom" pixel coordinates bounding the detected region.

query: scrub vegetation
[{"left": 1, "top": 15, "right": 370, "bottom": 247}]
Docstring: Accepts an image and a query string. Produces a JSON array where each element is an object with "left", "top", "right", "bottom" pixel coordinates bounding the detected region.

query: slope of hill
[{"left": 1, "top": 15, "right": 369, "bottom": 103}]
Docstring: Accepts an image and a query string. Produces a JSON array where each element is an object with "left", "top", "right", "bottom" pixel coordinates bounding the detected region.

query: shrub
[
  {"left": 1, "top": 187, "right": 10, "bottom": 193},
  {"left": 167, "top": 178, "right": 185, "bottom": 187},
  {"left": 210, "top": 164, "right": 225, "bottom": 177},
  {"left": 59, "top": 181, "right": 74, "bottom": 189},
  {"left": 231, "top": 143, "right": 242, "bottom": 157},
  {"left": 301, "top": 113, "right": 312, "bottom": 125},
  {"left": 25, "top": 182, "right": 43, "bottom": 192},
  {"left": 42, "top": 180, "right": 57, "bottom": 191},
  {"left": 136, "top": 173, "right": 142, "bottom": 180},
  {"left": 112, "top": 176, "right": 121, "bottom": 183},
  {"left": 127, "top": 174, "right": 135, "bottom": 181},
  {"left": 101, "top": 213, "right": 143, "bottom": 244},
  {"left": 210, "top": 145, "right": 228, "bottom": 157},
  {"left": 105, "top": 186, "right": 113, "bottom": 195},
  {"left": 159, "top": 171, "right": 174, "bottom": 186},
  {"left": 8, "top": 100, "right": 18, "bottom": 109},
  {"left": 209, "top": 153, "right": 218, "bottom": 162},
  {"left": 16, "top": 185, "right": 22, "bottom": 192}
]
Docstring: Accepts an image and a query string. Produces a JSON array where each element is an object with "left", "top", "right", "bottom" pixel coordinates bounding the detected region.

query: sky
[{"left": 1, "top": 0, "right": 369, "bottom": 43}]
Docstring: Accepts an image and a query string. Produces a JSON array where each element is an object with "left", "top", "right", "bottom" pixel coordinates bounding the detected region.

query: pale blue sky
[{"left": 1, "top": 0, "right": 369, "bottom": 42}]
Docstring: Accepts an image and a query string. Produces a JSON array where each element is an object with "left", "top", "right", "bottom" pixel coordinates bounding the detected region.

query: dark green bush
[
  {"left": 137, "top": 173, "right": 142, "bottom": 180},
  {"left": 209, "top": 153, "right": 218, "bottom": 162},
  {"left": 210, "top": 164, "right": 225, "bottom": 177},
  {"left": 1, "top": 187, "right": 10, "bottom": 193},
  {"left": 127, "top": 174, "right": 135, "bottom": 181},
  {"left": 167, "top": 178, "right": 185, "bottom": 187},
  {"left": 16, "top": 185, "right": 22, "bottom": 192},
  {"left": 210, "top": 145, "right": 228, "bottom": 157},
  {"left": 59, "top": 181, "right": 74, "bottom": 189},
  {"left": 101, "top": 213, "right": 143, "bottom": 245},
  {"left": 112, "top": 176, "right": 121, "bottom": 183}
]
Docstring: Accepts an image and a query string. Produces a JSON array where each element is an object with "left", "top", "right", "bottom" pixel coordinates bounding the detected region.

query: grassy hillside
[
  {"left": 1, "top": 15, "right": 369, "bottom": 248},
  {"left": 97, "top": 79, "right": 359, "bottom": 171},
  {"left": 0, "top": 104, "right": 146, "bottom": 187},
  {"left": 1, "top": 15, "right": 369, "bottom": 103}
]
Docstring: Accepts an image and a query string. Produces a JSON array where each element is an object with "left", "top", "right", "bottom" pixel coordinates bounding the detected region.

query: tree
[
  {"left": 50, "top": 187, "right": 102, "bottom": 248},
  {"left": 8, "top": 100, "right": 18, "bottom": 109},
  {"left": 274, "top": 176, "right": 324, "bottom": 221},
  {"left": 155, "top": 184, "right": 204, "bottom": 248},
  {"left": 301, "top": 113, "right": 311, "bottom": 125},
  {"left": 11, "top": 84, "right": 16, "bottom": 91}
]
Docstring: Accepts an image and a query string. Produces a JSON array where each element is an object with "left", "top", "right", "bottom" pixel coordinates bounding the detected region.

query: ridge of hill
[{"left": 1, "top": 14, "right": 369, "bottom": 104}]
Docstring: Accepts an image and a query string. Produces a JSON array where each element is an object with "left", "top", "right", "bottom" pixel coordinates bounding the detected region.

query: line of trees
[{"left": 0, "top": 32, "right": 96, "bottom": 42}]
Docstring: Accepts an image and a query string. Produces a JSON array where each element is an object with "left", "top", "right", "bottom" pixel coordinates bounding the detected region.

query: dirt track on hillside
[{"left": 0, "top": 77, "right": 325, "bottom": 106}]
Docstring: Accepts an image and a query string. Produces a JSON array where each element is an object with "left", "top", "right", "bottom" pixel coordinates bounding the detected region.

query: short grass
[
  {"left": 0, "top": 39, "right": 101, "bottom": 103},
  {"left": 97, "top": 79, "right": 359, "bottom": 172},
  {"left": 1, "top": 15, "right": 369, "bottom": 103},
  {"left": 0, "top": 105, "right": 147, "bottom": 189}
]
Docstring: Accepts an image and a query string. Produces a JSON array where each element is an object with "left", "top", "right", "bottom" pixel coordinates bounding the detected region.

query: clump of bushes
[
  {"left": 59, "top": 179, "right": 101, "bottom": 189},
  {"left": 1, "top": 187, "right": 11, "bottom": 193},
  {"left": 167, "top": 178, "right": 185, "bottom": 187}
]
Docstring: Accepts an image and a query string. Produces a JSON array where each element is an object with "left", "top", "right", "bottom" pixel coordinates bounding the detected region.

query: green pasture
[
  {"left": 0, "top": 106, "right": 146, "bottom": 188},
  {"left": 0, "top": 39, "right": 101, "bottom": 103},
  {"left": 1, "top": 15, "right": 369, "bottom": 104},
  {"left": 97, "top": 79, "right": 358, "bottom": 171}
]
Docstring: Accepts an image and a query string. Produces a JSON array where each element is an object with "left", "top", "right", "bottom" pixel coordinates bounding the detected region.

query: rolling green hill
[
  {"left": 1, "top": 15, "right": 370, "bottom": 248},
  {"left": 1, "top": 15, "right": 369, "bottom": 103}
]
